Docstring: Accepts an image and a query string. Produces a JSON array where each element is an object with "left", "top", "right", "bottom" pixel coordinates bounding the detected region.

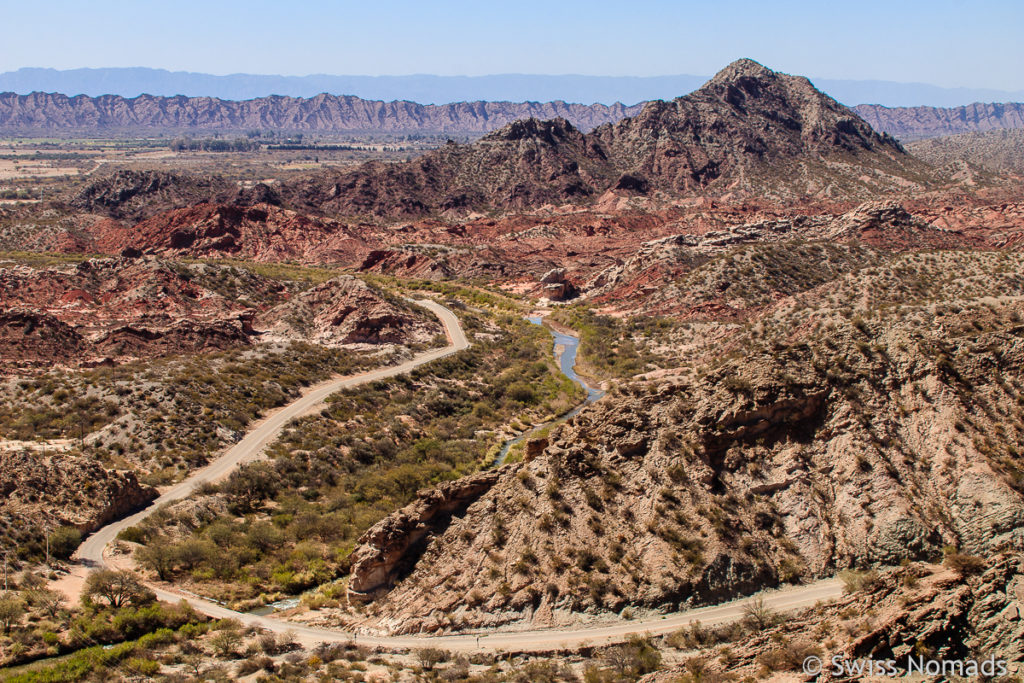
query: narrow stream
[{"left": 493, "top": 316, "right": 604, "bottom": 465}]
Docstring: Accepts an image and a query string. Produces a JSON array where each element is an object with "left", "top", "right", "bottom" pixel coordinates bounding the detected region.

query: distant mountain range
[
  {"left": 853, "top": 103, "right": 1024, "bottom": 141},
  {"left": 0, "top": 92, "right": 641, "bottom": 135},
  {"left": 3, "top": 67, "right": 1024, "bottom": 108},
  {"left": 3, "top": 89, "right": 1023, "bottom": 140}
]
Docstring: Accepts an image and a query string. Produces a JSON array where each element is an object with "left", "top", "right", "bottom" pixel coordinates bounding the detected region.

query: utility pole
[{"left": 2, "top": 551, "right": 7, "bottom": 592}]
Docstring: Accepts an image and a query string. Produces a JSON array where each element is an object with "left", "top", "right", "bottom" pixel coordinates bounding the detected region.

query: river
[{"left": 493, "top": 316, "right": 604, "bottom": 465}]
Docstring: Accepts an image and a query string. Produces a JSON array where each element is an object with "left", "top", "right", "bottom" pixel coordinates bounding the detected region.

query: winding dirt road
[
  {"left": 68, "top": 300, "right": 467, "bottom": 583},
  {"left": 148, "top": 577, "right": 844, "bottom": 653},
  {"left": 65, "top": 299, "right": 845, "bottom": 652}
]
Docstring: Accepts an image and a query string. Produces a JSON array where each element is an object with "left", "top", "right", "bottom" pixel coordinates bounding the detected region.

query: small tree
[
  {"left": 839, "top": 568, "right": 880, "bottom": 594},
  {"left": 602, "top": 637, "right": 662, "bottom": 678},
  {"left": 49, "top": 526, "right": 83, "bottom": 560},
  {"left": 83, "top": 569, "right": 153, "bottom": 609},
  {"left": 174, "top": 538, "right": 215, "bottom": 572},
  {"left": 209, "top": 627, "right": 244, "bottom": 658},
  {"left": 224, "top": 462, "right": 278, "bottom": 513},
  {"left": 136, "top": 542, "right": 177, "bottom": 581},
  {"left": 18, "top": 571, "right": 46, "bottom": 591},
  {"left": 0, "top": 593, "right": 25, "bottom": 632},
  {"left": 415, "top": 647, "right": 449, "bottom": 669}
]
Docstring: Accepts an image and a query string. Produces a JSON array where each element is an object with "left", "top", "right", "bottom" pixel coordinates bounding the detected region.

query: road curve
[
  {"left": 74, "top": 299, "right": 468, "bottom": 567},
  {"left": 145, "top": 577, "right": 843, "bottom": 653},
  {"left": 69, "top": 298, "right": 844, "bottom": 652}
]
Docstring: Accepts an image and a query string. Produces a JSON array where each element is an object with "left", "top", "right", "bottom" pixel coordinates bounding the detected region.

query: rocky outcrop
[
  {"left": 646, "top": 556, "right": 1024, "bottom": 681},
  {"left": 0, "top": 257, "right": 258, "bottom": 368},
  {"left": 254, "top": 275, "right": 441, "bottom": 347},
  {"left": 854, "top": 102, "right": 1024, "bottom": 140},
  {"left": 538, "top": 267, "right": 578, "bottom": 301},
  {"left": 0, "top": 449, "right": 157, "bottom": 550},
  {"left": 0, "top": 91, "right": 642, "bottom": 135},
  {"left": 87, "top": 202, "right": 370, "bottom": 263},
  {"left": 0, "top": 311, "right": 85, "bottom": 369},
  {"left": 347, "top": 468, "right": 505, "bottom": 602},
  {"left": 65, "top": 169, "right": 234, "bottom": 220},
  {"left": 0, "top": 256, "right": 439, "bottom": 370}
]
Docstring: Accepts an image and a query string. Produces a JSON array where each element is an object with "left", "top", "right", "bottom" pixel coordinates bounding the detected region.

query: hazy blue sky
[{"left": 5, "top": 0, "right": 1022, "bottom": 89}]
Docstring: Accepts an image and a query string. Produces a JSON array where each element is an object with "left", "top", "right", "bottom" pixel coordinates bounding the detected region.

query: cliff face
[
  {"left": 0, "top": 448, "right": 157, "bottom": 547},
  {"left": 855, "top": 102, "right": 1024, "bottom": 140},
  {"left": 0, "top": 91, "right": 641, "bottom": 134}
]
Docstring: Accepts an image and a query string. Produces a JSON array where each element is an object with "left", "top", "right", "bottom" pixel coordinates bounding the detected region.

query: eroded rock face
[
  {"left": 0, "top": 257, "right": 257, "bottom": 369},
  {"left": 90, "top": 203, "right": 370, "bottom": 264},
  {"left": 0, "top": 257, "right": 440, "bottom": 371},
  {"left": 343, "top": 304, "right": 1024, "bottom": 633},
  {"left": 829, "top": 556, "right": 1024, "bottom": 673},
  {"left": 253, "top": 275, "right": 441, "bottom": 347},
  {"left": 0, "top": 449, "right": 156, "bottom": 545},
  {"left": 346, "top": 468, "right": 505, "bottom": 602},
  {"left": 538, "top": 267, "right": 578, "bottom": 301}
]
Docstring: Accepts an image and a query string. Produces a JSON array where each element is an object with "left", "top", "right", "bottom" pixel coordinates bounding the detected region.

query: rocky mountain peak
[
  {"left": 252, "top": 60, "right": 936, "bottom": 218},
  {"left": 704, "top": 57, "right": 778, "bottom": 88},
  {"left": 695, "top": 57, "right": 838, "bottom": 117},
  {"left": 480, "top": 116, "right": 583, "bottom": 145}
]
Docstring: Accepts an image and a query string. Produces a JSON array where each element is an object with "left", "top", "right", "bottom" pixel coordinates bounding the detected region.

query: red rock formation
[{"left": 0, "top": 257, "right": 439, "bottom": 370}]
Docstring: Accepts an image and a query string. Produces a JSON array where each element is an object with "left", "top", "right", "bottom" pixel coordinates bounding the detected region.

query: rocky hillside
[
  {"left": 0, "top": 447, "right": 156, "bottom": 557},
  {"left": 0, "top": 257, "right": 257, "bottom": 369},
  {"left": 907, "top": 128, "right": 1024, "bottom": 175},
  {"left": 648, "top": 556, "right": 1024, "bottom": 681},
  {"left": 83, "top": 201, "right": 370, "bottom": 263},
  {"left": 0, "top": 91, "right": 641, "bottom": 135},
  {"left": 330, "top": 246, "right": 1024, "bottom": 634},
  {"left": 855, "top": 102, "right": 1024, "bottom": 140},
  {"left": 0, "top": 256, "right": 439, "bottom": 370},
  {"left": 254, "top": 276, "right": 441, "bottom": 347},
  {"left": 281, "top": 117, "right": 616, "bottom": 217},
  {"left": 590, "top": 60, "right": 920, "bottom": 197},
  {"left": 280, "top": 60, "right": 935, "bottom": 218},
  {"left": 584, "top": 202, "right": 980, "bottom": 317},
  {"left": 64, "top": 169, "right": 236, "bottom": 221}
]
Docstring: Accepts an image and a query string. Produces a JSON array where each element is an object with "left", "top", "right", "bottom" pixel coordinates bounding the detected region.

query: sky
[{"left": 3, "top": 0, "right": 1023, "bottom": 90}]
